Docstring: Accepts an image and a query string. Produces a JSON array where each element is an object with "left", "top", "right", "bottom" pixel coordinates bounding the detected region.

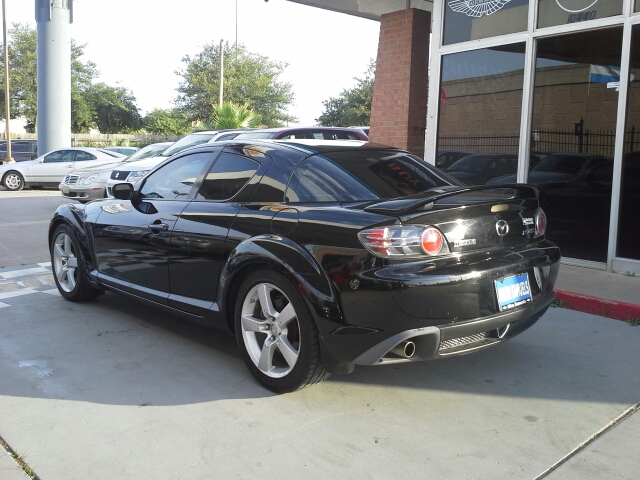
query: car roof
[{"left": 187, "top": 138, "right": 400, "bottom": 157}]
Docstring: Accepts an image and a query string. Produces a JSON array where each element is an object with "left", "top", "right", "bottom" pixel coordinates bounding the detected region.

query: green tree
[
  {"left": 175, "top": 42, "right": 296, "bottom": 127},
  {"left": 206, "top": 102, "right": 262, "bottom": 130},
  {"left": 143, "top": 108, "right": 192, "bottom": 136},
  {"left": 316, "top": 60, "right": 375, "bottom": 127},
  {"left": 89, "top": 83, "right": 142, "bottom": 133},
  {"left": 0, "top": 23, "right": 141, "bottom": 134}
]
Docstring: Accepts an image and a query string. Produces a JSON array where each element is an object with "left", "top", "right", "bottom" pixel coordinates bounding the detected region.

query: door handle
[{"left": 148, "top": 223, "right": 169, "bottom": 231}]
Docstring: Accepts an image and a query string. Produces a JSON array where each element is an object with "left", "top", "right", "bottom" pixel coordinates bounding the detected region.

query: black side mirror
[{"left": 113, "top": 182, "right": 135, "bottom": 200}]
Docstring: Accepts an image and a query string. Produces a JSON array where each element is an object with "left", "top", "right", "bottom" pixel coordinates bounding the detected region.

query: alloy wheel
[
  {"left": 240, "top": 282, "right": 301, "bottom": 378},
  {"left": 52, "top": 232, "right": 79, "bottom": 293},
  {"left": 4, "top": 172, "right": 23, "bottom": 190}
]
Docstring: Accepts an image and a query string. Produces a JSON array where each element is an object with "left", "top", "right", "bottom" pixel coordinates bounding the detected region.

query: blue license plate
[{"left": 495, "top": 273, "right": 532, "bottom": 311}]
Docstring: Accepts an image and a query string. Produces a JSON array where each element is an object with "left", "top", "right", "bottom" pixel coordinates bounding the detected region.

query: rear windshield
[{"left": 286, "top": 151, "right": 456, "bottom": 202}]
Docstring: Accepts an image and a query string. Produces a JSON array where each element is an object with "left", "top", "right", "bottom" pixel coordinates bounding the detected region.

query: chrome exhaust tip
[{"left": 390, "top": 341, "right": 416, "bottom": 358}]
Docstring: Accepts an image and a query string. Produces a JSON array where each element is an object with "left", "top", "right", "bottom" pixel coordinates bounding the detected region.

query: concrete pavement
[
  {"left": 0, "top": 262, "right": 639, "bottom": 479},
  {"left": 1, "top": 188, "right": 640, "bottom": 479}
]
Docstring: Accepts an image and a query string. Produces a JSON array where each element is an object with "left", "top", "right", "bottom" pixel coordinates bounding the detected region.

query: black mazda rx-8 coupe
[{"left": 48, "top": 140, "right": 560, "bottom": 393}]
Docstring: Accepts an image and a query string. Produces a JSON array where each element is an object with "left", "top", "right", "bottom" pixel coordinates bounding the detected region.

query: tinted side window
[
  {"left": 44, "top": 150, "right": 75, "bottom": 163},
  {"left": 196, "top": 154, "right": 259, "bottom": 200},
  {"left": 141, "top": 152, "right": 211, "bottom": 200},
  {"left": 13, "top": 143, "right": 29, "bottom": 152},
  {"left": 75, "top": 151, "right": 98, "bottom": 161}
]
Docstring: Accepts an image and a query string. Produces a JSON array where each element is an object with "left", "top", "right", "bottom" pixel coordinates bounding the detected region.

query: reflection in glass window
[
  {"left": 197, "top": 154, "right": 258, "bottom": 200},
  {"left": 141, "top": 152, "right": 210, "bottom": 200},
  {"left": 75, "top": 151, "right": 98, "bottom": 162},
  {"left": 538, "top": 0, "right": 623, "bottom": 29},
  {"left": 530, "top": 28, "right": 622, "bottom": 263},
  {"left": 44, "top": 150, "right": 75, "bottom": 163},
  {"left": 443, "top": 0, "right": 528, "bottom": 45},
  {"left": 286, "top": 152, "right": 452, "bottom": 203},
  {"left": 437, "top": 44, "right": 525, "bottom": 185},
  {"left": 619, "top": 26, "right": 640, "bottom": 260}
]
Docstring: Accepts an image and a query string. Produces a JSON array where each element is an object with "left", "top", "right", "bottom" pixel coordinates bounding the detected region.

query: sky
[{"left": 7, "top": 0, "right": 381, "bottom": 125}]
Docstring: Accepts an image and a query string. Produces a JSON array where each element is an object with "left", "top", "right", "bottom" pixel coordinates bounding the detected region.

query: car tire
[
  {"left": 235, "top": 270, "right": 329, "bottom": 393},
  {"left": 50, "top": 224, "right": 101, "bottom": 302},
  {"left": 2, "top": 171, "right": 25, "bottom": 191}
]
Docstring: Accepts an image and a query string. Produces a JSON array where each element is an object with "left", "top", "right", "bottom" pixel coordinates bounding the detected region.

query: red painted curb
[{"left": 556, "top": 290, "right": 640, "bottom": 321}]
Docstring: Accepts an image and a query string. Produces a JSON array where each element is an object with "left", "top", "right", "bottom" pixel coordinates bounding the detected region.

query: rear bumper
[
  {"left": 316, "top": 240, "right": 560, "bottom": 370},
  {"left": 351, "top": 290, "right": 553, "bottom": 365}
]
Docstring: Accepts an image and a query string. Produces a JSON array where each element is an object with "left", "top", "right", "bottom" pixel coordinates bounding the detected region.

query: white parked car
[
  {"left": 59, "top": 142, "right": 173, "bottom": 203},
  {"left": 0, "top": 147, "right": 126, "bottom": 191}
]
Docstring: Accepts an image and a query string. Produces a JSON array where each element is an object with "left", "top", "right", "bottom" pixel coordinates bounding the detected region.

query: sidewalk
[{"left": 555, "top": 263, "right": 640, "bottom": 322}]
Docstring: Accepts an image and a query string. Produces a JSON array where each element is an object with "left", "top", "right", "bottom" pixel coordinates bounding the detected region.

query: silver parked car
[
  {"left": 59, "top": 142, "right": 173, "bottom": 203},
  {"left": 0, "top": 147, "right": 126, "bottom": 191}
]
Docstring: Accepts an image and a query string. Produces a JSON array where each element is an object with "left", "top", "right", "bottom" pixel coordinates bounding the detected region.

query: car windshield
[
  {"left": 532, "top": 154, "right": 590, "bottom": 174},
  {"left": 162, "top": 133, "right": 217, "bottom": 157},
  {"left": 124, "top": 144, "right": 169, "bottom": 162},
  {"left": 97, "top": 149, "right": 124, "bottom": 158},
  {"left": 286, "top": 150, "right": 455, "bottom": 202},
  {"left": 234, "top": 132, "right": 276, "bottom": 139}
]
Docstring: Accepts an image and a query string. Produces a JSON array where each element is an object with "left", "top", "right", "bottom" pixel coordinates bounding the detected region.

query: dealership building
[{"left": 291, "top": 0, "right": 640, "bottom": 275}]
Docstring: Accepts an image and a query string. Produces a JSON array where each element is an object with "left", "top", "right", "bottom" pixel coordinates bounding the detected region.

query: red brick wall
[{"left": 370, "top": 9, "right": 431, "bottom": 158}]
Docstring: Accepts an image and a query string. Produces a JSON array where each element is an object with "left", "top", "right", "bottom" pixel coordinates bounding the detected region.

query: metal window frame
[{"left": 426, "top": 0, "right": 640, "bottom": 273}]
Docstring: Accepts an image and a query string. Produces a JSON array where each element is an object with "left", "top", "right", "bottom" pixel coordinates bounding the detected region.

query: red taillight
[
  {"left": 421, "top": 227, "right": 444, "bottom": 255},
  {"left": 535, "top": 208, "right": 547, "bottom": 237},
  {"left": 358, "top": 225, "right": 449, "bottom": 258},
  {"left": 362, "top": 228, "right": 391, "bottom": 256}
]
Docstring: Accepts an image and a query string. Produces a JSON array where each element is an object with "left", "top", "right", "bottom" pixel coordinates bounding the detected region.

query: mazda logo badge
[{"left": 496, "top": 220, "right": 509, "bottom": 237}]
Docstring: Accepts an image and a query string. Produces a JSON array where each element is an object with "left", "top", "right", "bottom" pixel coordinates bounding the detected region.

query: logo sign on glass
[
  {"left": 448, "top": 0, "right": 512, "bottom": 18},
  {"left": 555, "top": 0, "right": 599, "bottom": 13}
]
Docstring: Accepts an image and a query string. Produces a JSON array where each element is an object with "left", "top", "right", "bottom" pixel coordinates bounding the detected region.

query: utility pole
[
  {"left": 2, "top": 0, "right": 13, "bottom": 163},
  {"left": 219, "top": 39, "right": 224, "bottom": 107}
]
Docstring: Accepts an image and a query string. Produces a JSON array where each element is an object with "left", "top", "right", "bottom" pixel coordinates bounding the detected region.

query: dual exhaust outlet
[{"left": 390, "top": 340, "right": 416, "bottom": 359}]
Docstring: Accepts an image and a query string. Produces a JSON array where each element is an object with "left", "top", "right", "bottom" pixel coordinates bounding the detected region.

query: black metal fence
[{"left": 439, "top": 125, "right": 640, "bottom": 157}]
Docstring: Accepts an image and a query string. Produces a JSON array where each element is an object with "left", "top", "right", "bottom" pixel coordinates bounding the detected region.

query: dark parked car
[
  {"left": 48, "top": 140, "right": 560, "bottom": 393},
  {"left": 435, "top": 149, "right": 476, "bottom": 169},
  {"left": 0, "top": 140, "right": 38, "bottom": 164},
  {"left": 234, "top": 126, "right": 368, "bottom": 141},
  {"left": 446, "top": 153, "right": 541, "bottom": 185}
]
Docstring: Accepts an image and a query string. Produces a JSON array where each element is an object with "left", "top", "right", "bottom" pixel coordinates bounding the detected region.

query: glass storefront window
[
  {"left": 529, "top": 28, "right": 623, "bottom": 262},
  {"left": 538, "top": 0, "right": 623, "bottom": 29},
  {"left": 619, "top": 26, "right": 640, "bottom": 261},
  {"left": 442, "top": 0, "right": 528, "bottom": 45},
  {"left": 436, "top": 43, "right": 526, "bottom": 185}
]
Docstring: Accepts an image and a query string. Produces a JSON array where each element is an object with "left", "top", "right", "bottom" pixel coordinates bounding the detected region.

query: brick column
[{"left": 370, "top": 9, "right": 431, "bottom": 158}]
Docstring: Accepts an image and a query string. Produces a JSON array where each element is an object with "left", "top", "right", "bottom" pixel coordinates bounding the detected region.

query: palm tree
[{"left": 207, "top": 102, "right": 262, "bottom": 129}]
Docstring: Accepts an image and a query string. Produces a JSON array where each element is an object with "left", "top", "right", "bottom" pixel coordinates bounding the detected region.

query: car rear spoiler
[{"left": 363, "top": 184, "right": 539, "bottom": 215}]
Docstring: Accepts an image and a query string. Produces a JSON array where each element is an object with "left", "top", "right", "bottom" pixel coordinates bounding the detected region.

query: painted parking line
[
  {"left": 0, "top": 263, "right": 58, "bottom": 307},
  {"left": 0, "top": 266, "right": 52, "bottom": 279}
]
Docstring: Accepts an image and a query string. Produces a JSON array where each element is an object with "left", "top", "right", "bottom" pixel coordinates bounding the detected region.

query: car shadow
[{"left": 2, "top": 292, "right": 639, "bottom": 407}]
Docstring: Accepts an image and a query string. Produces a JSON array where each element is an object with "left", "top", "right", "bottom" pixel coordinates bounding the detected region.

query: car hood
[
  {"left": 114, "top": 156, "right": 167, "bottom": 171},
  {"left": 1, "top": 158, "right": 39, "bottom": 170},
  {"left": 72, "top": 160, "right": 125, "bottom": 174}
]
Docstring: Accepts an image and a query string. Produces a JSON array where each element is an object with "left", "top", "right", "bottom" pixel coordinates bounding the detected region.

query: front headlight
[
  {"left": 127, "top": 170, "right": 149, "bottom": 182},
  {"left": 83, "top": 174, "right": 99, "bottom": 185}
]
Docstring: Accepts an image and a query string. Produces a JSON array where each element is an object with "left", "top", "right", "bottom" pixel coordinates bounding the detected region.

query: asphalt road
[
  {"left": 0, "top": 188, "right": 73, "bottom": 268},
  {"left": 0, "top": 189, "right": 639, "bottom": 479}
]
